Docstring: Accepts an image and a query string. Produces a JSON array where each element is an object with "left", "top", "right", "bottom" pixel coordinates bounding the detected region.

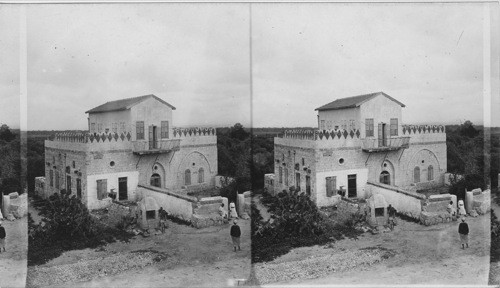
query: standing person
[
  {"left": 229, "top": 202, "right": 238, "bottom": 219},
  {"left": 230, "top": 219, "right": 241, "bottom": 252},
  {"left": 158, "top": 207, "right": 168, "bottom": 233},
  {"left": 458, "top": 199, "right": 467, "bottom": 216},
  {"left": 387, "top": 204, "right": 397, "bottom": 230},
  {"left": 0, "top": 221, "right": 6, "bottom": 253},
  {"left": 458, "top": 217, "right": 469, "bottom": 249}
]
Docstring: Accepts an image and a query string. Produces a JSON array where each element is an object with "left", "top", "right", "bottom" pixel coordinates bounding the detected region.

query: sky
[
  {"left": 0, "top": 5, "right": 20, "bottom": 129},
  {"left": 0, "top": 3, "right": 498, "bottom": 130}
]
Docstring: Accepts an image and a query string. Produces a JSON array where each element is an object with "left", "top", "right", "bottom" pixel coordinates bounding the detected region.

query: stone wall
[
  {"left": 366, "top": 182, "right": 424, "bottom": 220},
  {"left": 465, "top": 188, "right": 490, "bottom": 215},
  {"left": 136, "top": 185, "right": 195, "bottom": 222}
]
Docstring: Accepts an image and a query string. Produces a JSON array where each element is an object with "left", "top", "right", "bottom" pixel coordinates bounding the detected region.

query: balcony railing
[
  {"left": 362, "top": 137, "right": 410, "bottom": 152},
  {"left": 132, "top": 139, "right": 181, "bottom": 155}
]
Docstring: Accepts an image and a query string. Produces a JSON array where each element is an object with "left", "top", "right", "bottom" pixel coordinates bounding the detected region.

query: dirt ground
[
  {"left": 253, "top": 199, "right": 491, "bottom": 286},
  {"left": 0, "top": 217, "right": 28, "bottom": 288},
  {"left": 27, "top": 216, "right": 251, "bottom": 287}
]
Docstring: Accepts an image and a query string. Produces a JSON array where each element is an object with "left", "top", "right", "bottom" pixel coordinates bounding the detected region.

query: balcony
[
  {"left": 133, "top": 139, "right": 181, "bottom": 155},
  {"left": 362, "top": 137, "right": 410, "bottom": 152}
]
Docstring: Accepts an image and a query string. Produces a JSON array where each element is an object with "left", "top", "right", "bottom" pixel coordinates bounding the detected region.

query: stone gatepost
[
  {"left": 237, "top": 193, "right": 245, "bottom": 216},
  {"left": 222, "top": 197, "right": 228, "bottom": 215},
  {"left": 2, "top": 195, "right": 10, "bottom": 217},
  {"left": 465, "top": 188, "right": 481, "bottom": 214}
]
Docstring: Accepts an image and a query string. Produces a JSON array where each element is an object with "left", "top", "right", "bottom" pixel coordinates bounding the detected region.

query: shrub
[
  {"left": 28, "top": 192, "right": 132, "bottom": 266},
  {"left": 251, "top": 188, "right": 363, "bottom": 263}
]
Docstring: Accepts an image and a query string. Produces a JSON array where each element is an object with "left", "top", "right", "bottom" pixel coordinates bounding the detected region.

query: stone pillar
[
  {"left": 465, "top": 191, "right": 474, "bottom": 214},
  {"left": 237, "top": 193, "right": 245, "bottom": 216},
  {"left": 2, "top": 195, "right": 10, "bottom": 217},
  {"left": 222, "top": 197, "right": 228, "bottom": 214}
]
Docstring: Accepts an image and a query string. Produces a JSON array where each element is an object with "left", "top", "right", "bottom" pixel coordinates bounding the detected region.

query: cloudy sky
[
  {"left": 0, "top": 3, "right": 498, "bottom": 130},
  {"left": 0, "top": 5, "right": 20, "bottom": 129},
  {"left": 252, "top": 3, "right": 496, "bottom": 128},
  {"left": 26, "top": 4, "right": 251, "bottom": 130}
]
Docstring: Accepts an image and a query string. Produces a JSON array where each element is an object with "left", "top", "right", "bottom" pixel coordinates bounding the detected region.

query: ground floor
[
  {"left": 0, "top": 217, "right": 27, "bottom": 288},
  {"left": 26, "top": 214, "right": 251, "bottom": 287},
  {"left": 254, "top": 212, "right": 490, "bottom": 285}
]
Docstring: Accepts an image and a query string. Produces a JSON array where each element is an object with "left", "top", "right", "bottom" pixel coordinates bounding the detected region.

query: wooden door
[
  {"left": 149, "top": 125, "right": 157, "bottom": 149},
  {"left": 348, "top": 174, "right": 357, "bottom": 198},
  {"left": 119, "top": 177, "right": 128, "bottom": 200},
  {"left": 76, "top": 178, "right": 82, "bottom": 199}
]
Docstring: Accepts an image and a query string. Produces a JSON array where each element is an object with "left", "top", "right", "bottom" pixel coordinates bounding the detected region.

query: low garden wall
[
  {"left": 366, "top": 182, "right": 424, "bottom": 220},
  {"left": 137, "top": 185, "right": 228, "bottom": 229},
  {"left": 137, "top": 185, "right": 196, "bottom": 222}
]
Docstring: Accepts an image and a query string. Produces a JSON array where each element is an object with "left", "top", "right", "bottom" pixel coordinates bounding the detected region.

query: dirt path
[
  {"left": 263, "top": 214, "right": 490, "bottom": 286},
  {"left": 27, "top": 217, "right": 251, "bottom": 287},
  {"left": 0, "top": 218, "right": 28, "bottom": 288}
]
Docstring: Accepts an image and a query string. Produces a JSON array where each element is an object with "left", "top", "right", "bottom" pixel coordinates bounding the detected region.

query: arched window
[
  {"left": 414, "top": 166, "right": 420, "bottom": 183},
  {"left": 198, "top": 168, "right": 204, "bottom": 183},
  {"left": 380, "top": 171, "right": 390, "bottom": 185},
  {"left": 428, "top": 165, "right": 434, "bottom": 181},
  {"left": 185, "top": 169, "right": 191, "bottom": 185},
  {"left": 150, "top": 173, "right": 161, "bottom": 188}
]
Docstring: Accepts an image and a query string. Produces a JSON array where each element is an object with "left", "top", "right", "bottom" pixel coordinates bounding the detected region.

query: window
[
  {"left": 150, "top": 173, "right": 161, "bottom": 188},
  {"left": 414, "top": 167, "right": 420, "bottom": 183},
  {"left": 49, "top": 169, "right": 54, "bottom": 187},
  {"left": 136, "top": 121, "right": 145, "bottom": 140},
  {"left": 295, "top": 163, "right": 300, "bottom": 171},
  {"left": 320, "top": 120, "right": 325, "bottom": 130},
  {"left": 66, "top": 175, "right": 72, "bottom": 194},
  {"left": 326, "top": 176, "right": 336, "bottom": 197},
  {"left": 112, "top": 123, "right": 117, "bottom": 133},
  {"left": 279, "top": 167, "right": 283, "bottom": 184},
  {"left": 146, "top": 210, "right": 156, "bottom": 220},
  {"left": 198, "top": 168, "right": 204, "bottom": 183},
  {"left": 375, "top": 208, "right": 384, "bottom": 217},
  {"left": 366, "top": 119, "right": 374, "bottom": 137},
  {"left": 161, "top": 121, "right": 169, "bottom": 139},
  {"left": 185, "top": 169, "right": 191, "bottom": 185},
  {"left": 390, "top": 118, "right": 398, "bottom": 136},
  {"left": 91, "top": 123, "right": 96, "bottom": 133},
  {"left": 284, "top": 168, "right": 289, "bottom": 186},
  {"left": 380, "top": 171, "right": 390, "bottom": 185},
  {"left": 96, "top": 179, "right": 107, "bottom": 200},
  {"left": 428, "top": 165, "right": 434, "bottom": 181}
]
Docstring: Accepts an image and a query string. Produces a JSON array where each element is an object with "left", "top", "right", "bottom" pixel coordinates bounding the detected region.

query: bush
[
  {"left": 28, "top": 191, "right": 132, "bottom": 266},
  {"left": 251, "top": 188, "right": 363, "bottom": 263}
]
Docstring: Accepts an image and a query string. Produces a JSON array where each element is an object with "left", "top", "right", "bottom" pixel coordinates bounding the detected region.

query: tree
[{"left": 0, "top": 124, "right": 15, "bottom": 142}]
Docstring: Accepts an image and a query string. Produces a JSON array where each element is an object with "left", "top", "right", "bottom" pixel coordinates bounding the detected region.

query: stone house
[
  {"left": 272, "top": 92, "right": 447, "bottom": 208},
  {"left": 42, "top": 94, "right": 218, "bottom": 211}
]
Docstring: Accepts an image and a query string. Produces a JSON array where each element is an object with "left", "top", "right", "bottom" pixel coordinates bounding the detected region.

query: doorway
[
  {"left": 305, "top": 175, "right": 311, "bottom": 196},
  {"left": 149, "top": 125, "right": 157, "bottom": 150},
  {"left": 295, "top": 173, "right": 301, "bottom": 191},
  {"left": 118, "top": 177, "right": 128, "bottom": 201},
  {"left": 76, "top": 178, "right": 82, "bottom": 199},
  {"left": 347, "top": 174, "right": 357, "bottom": 198},
  {"left": 378, "top": 123, "right": 387, "bottom": 147}
]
